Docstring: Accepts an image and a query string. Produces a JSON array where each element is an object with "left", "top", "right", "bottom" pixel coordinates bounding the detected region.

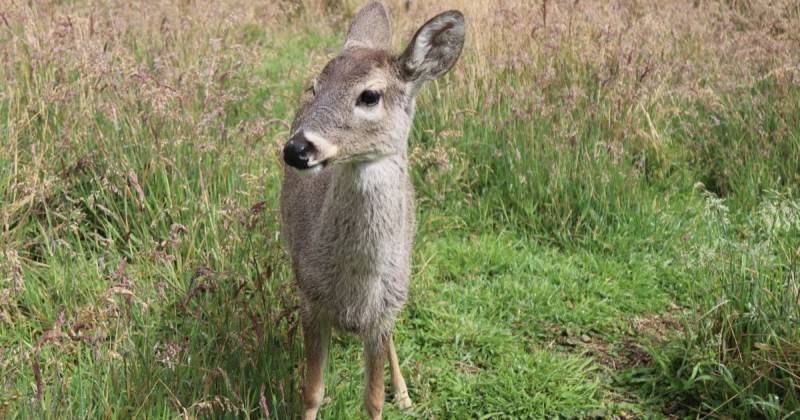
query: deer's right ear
[
  {"left": 398, "top": 10, "right": 465, "bottom": 85},
  {"left": 343, "top": 2, "right": 392, "bottom": 51}
]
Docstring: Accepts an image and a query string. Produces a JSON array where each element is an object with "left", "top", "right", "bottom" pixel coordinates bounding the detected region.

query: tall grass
[
  {"left": 635, "top": 189, "right": 800, "bottom": 417},
  {"left": 1, "top": 2, "right": 311, "bottom": 417},
  {"left": 1, "top": 0, "right": 799, "bottom": 417},
  {"left": 389, "top": 0, "right": 800, "bottom": 415}
]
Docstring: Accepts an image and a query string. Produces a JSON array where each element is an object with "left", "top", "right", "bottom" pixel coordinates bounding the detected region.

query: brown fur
[{"left": 279, "top": 3, "right": 464, "bottom": 418}]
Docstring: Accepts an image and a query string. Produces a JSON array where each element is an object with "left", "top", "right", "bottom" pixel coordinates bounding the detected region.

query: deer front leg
[
  {"left": 364, "top": 333, "right": 388, "bottom": 419},
  {"left": 388, "top": 335, "right": 413, "bottom": 410},
  {"left": 302, "top": 314, "right": 331, "bottom": 420}
]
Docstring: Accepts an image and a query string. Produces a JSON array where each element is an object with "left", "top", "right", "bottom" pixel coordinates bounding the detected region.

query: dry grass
[
  {"left": 2, "top": 0, "right": 798, "bottom": 229},
  {"left": 1, "top": 0, "right": 295, "bottom": 237},
  {"left": 306, "top": 0, "right": 800, "bottom": 198},
  {"left": 340, "top": 0, "right": 800, "bottom": 95},
  {"left": 1, "top": 0, "right": 799, "bottom": 417}
]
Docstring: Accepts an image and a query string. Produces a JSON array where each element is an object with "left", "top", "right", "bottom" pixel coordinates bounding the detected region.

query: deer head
[{"left": 282, "top": 2, "right": 465, "bottom": 174}]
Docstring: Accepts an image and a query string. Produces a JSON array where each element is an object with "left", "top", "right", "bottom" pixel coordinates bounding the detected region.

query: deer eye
[{"left": 357, "top": 90, "right": 381, "bottom": 107}]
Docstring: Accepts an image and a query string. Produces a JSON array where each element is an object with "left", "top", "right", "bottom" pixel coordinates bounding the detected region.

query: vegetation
[{"left": 1, "top": 0, "right": 798, "bottom": 418}]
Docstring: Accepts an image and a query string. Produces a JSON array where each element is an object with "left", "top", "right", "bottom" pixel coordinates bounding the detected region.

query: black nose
[{"left": 283, "top": 132, "right": 317, "bottom": 169}]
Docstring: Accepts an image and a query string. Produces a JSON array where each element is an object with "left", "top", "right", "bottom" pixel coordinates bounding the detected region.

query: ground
[{"left": 1, "top": 1, "right": 799, "bottom": 419}]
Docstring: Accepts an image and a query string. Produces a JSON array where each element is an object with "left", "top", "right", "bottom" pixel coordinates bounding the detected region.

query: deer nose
[{"left": 283, "top": 132, "right": 317, "bottom": 170}]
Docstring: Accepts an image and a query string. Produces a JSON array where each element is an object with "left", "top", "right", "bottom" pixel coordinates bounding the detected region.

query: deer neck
[
  {"left": 319, "top": 154, "right": 410, "bottom": 247},
  {"left": 332, "top": 154, "right": 407, "bottom": 210}
]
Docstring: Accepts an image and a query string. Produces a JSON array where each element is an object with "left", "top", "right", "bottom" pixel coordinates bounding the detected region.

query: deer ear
[
  {"left": 398, "top": 10, "right": 465, "bottom": 83},
  {"left": 343, "top": 2, "right": 392, "bottom": 51}
]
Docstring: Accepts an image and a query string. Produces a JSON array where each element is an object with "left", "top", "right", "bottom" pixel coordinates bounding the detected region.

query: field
[{"left": 1, "top": 0, "right": 799, "bottom": 418}]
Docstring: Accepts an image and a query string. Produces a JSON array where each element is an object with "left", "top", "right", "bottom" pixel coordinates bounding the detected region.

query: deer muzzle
[{"left": 283, "top": 131, "right": 338, "bottom": 173}]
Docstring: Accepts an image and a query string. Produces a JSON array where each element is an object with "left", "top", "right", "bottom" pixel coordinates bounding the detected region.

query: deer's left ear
[
  {"left": 398, "top": 10, "right": 465, "bottom": 83},
  {"left": 343, "top": 1, "right": 392, "bottom": 51}
]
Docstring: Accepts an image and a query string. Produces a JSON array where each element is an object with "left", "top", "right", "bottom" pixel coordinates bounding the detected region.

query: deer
[{"left": 279, "top": 2, "right": 465, "bottom": 419}]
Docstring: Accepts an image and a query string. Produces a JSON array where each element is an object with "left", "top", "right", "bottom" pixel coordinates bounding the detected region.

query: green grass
[{"left": 2, "top": 3, "right": 800, "bottom": 419}]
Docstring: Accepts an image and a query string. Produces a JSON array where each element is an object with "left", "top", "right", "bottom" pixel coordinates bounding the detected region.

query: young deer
[{"left": 280, "top": 2, "right": 464, "bottom": 419}]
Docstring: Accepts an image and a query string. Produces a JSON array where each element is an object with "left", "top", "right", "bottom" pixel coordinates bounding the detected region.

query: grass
[{"left": 1, "top": 0, "right": 799, "bottom": 418}]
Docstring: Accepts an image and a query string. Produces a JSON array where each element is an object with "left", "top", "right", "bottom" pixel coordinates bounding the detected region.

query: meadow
[{"left": 1, "top": 0, "right": 799, "bottom": 418}]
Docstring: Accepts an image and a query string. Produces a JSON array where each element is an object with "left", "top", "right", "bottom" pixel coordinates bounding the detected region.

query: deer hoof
[{"left": 396, "top": 392, "right": 413, "bottom": 410}]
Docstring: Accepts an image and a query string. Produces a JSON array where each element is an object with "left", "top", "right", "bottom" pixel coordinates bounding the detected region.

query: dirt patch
[
  {"left": 544, "top": 311, "right": 683, "bottom": 370},
  {"left": 614, "top": 337, "right": 654, "bottom": 370},
  {"left": 545, "top": 327, "right": 623, "bottom": 369},
  {"left": 630, "top": 313, "right": 684, "bottom": 342},
  {"left": 563, "top": 335, "right": 652, "bottom": 371}
]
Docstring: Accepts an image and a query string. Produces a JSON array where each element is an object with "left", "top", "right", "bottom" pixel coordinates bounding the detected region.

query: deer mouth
[{"left": 301, "top": 159, "right": 329, "bottom": 174}]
